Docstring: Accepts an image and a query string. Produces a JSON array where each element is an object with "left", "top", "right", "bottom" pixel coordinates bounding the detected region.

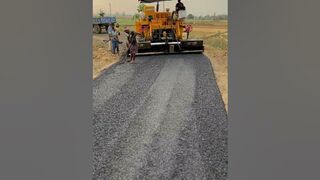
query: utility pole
[
  {"left": 109, "top": 2, "right": 111, "bottom": 16},
  {"left": 156, "top": 1, "right": 159, "bottom": 12},
  {"left": 163, "top": 1, "right": 165, "bottom": 11}
]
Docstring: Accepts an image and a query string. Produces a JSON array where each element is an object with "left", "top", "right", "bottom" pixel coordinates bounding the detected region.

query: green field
[{"left": 117, "top": 16, "right": 135, "bottom": 26}]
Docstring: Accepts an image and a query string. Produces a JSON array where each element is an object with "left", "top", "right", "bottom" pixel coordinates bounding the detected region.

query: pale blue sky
[{"left": 93, "top": 0, "right": 228, "bottom": 16}]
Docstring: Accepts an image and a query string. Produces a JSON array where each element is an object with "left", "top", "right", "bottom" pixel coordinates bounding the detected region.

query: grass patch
[
  {"left": 116, "top": 16, "right": 135, "bottom": 26},
  {"left": 207, "top": 32, "right": 228, "bottom": 50},
  {"left": 189, "top": 30, "right": 228, "bottom": 51}
]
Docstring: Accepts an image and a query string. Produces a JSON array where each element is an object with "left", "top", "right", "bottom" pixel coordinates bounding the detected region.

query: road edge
[
  {"left": 93, "top": 52, "right": 127, "bottom": 81},
  {"left": 204, "top": 53, "right": 228, "bottom": 113}
]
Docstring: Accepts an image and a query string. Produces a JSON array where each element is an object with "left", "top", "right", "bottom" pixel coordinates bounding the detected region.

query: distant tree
[
  {"left": 133, "top": 4, "right": 145, "bottom": 21},
  {"left": 204, "top": 15, "right": 211, "bottom": 20},
  {"left": 132, "top": 13, "right": 140, "bottom": 21},
  {"left": 187, "top": 14, "right": 194, "bottom": 19},
  {"left": 98, "top": 9, "right": 105, "bottom": 17},
  {"left": 137, "top": 4, "right": 145, "bottom": 12},
  {"left": 216, "top": 14, "right": 228, "bottom": 20}
]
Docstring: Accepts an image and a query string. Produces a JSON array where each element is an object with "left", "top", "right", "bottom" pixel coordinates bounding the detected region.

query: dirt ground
[
  {"left": 92, "top": 23, "right": 228, "bottom": 111},
  {"left": 93, "top": 32, "right": 127, "bottom": 79}
]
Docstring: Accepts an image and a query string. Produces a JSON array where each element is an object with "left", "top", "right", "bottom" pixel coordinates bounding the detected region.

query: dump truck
[
  {"left": 93, "top": 16, "right": 117, "bottom": 34},
  {"left": 134, "top": 0, "right": 204, "bottom": 55}
]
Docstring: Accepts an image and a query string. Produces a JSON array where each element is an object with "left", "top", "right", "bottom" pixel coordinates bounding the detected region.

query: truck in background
[{"left": 93, "top": 16, "right": 117, "bottom": 34}]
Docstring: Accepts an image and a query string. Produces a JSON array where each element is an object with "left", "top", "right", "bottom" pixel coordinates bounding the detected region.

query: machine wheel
[{"left": 93, "top": 25, "right": 101, "bottom": 34}]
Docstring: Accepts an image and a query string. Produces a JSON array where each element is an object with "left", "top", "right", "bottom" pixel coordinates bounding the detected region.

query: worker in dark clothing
[
  {"left": 176, "top": 0, "right": 186, "bottom": 12},
  {"left": 124, "top": 27, "right": 138, "bottom": 63},
  {"left": 175, "top": 0, "right": 187, "bottom": 20}
]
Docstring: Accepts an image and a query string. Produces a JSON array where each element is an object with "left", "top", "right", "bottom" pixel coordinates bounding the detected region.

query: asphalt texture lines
[{"left": 93, "top": 54, "right": 228, "bottom": 180}]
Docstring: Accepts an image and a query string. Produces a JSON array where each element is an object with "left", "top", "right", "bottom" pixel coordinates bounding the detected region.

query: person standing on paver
[
  {"left": 175, "top": 0, "right": 187, "bottom": 20},
  {"left": 176, "top": 0, "right": 186, "bottom": 12}
]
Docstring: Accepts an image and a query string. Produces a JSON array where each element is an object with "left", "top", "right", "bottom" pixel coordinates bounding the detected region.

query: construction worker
[
  {"left": 110, "top": 26, "right": 121, "bottom": 54},
  {"left": 185, "top": 24, "right": 192, "bottom": 39},
  {"left": 124, "top": 27, "right": 131, "bottom": 56},
  {"left": 124, "top": 27, "right": 138, "bottom": 63},
  {"left": 107, "top": 23, "right": 115, "bottom": 51},
  {"left": 175, "top": 0, "right": 186, "bottom": 19},
  {"left": 115, "top": 23, "right": 120, "bottom": 34},
  {"left": 114, "top": 23, "right": 122, "bottom": 54},
  {"left": 176, "top": 0, "right": 186, "bottom": 13}
]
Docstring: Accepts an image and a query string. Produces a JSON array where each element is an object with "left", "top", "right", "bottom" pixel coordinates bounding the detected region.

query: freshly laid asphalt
[{"left": 93, "top": 54, "right": 228, "bottom": 180}]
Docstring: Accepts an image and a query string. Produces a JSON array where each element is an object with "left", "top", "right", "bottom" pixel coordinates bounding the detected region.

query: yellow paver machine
[{"left": 135, "top": 0, "right": 204, "bottom": 55}]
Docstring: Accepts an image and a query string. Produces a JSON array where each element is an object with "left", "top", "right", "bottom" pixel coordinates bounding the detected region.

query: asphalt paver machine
[{"left": 135, "top": 0, "right": 204, "bottom": 55}]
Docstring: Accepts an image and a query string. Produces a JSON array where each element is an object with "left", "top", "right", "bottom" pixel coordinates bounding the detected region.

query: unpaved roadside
[{"left": 93, "top": 33, "right": 127, "bottom": 79}]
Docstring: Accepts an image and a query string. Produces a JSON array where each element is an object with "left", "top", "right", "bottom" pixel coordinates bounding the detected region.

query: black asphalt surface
[{"left": 93, "top": 54, "right": 228, "bottom": 180}]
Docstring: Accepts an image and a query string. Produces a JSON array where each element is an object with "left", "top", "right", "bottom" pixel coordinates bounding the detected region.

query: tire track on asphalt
[
  {"left": 107, "top": 58, "right": 194, "bottom": 180},
  {"left": 134, "top": 58, "right": 198, "bottom": 179},
  {"left": 93, "top": 58, "right": 165, "bottom": 179}
]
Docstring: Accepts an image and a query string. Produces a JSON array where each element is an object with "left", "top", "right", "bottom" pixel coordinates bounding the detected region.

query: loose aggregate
[{"left": 93, "top": 54, "right": 228, "bottom": 180}]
